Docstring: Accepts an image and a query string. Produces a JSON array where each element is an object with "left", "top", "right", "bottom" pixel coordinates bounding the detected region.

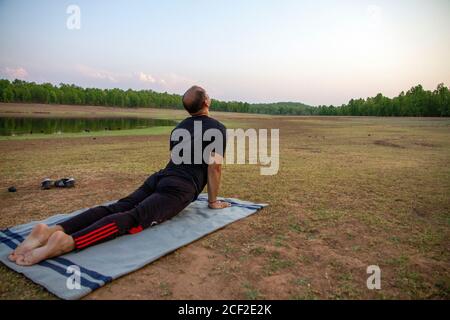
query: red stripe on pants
[
  {"left": 73, "top": 222, "right": 116, "bottom": 242},
  {"left": 74, "top": 225, "right": 118, "bottom": 246},
  {"left": 75, "top": 228, "right": 119, "bottom": 249}
]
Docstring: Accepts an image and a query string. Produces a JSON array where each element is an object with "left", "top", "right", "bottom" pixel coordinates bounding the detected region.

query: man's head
[{"left": 182, "top": 85, "right": 211, "bottom": 115}]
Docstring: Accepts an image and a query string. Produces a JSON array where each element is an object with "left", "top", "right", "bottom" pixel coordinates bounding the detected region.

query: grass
[
  {"left": 159, "top": 281, "right": 172, "bottom": 297},
  {"left": 0, "top": 126, "right": 174, "bottom": 141},
  {"left": 242, "top": 282, "right": 263, "bottom": 300},
  {"left": 0, "top": 104, "right": 449, "bottom": 299},
  {"left": 264, "top": 252, "right": 294, "bottom": 275}
]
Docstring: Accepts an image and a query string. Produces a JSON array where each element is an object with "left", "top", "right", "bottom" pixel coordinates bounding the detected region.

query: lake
[{"left": 0, "top": 117, "right": 177, "bottom": 136}]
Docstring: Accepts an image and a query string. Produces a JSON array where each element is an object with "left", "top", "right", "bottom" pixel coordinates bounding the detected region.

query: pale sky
[{"left": 0, "top": 0, "right": 449, "bottom": 106}]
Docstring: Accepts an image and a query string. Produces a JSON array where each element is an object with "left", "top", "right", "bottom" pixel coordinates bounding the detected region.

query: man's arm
[{"left": 207, "top": 152, "right": 230, "bottom": 209}]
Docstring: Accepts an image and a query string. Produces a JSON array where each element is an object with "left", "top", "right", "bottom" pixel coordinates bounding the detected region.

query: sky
[{"left": 0, "top": 0, "right": 449, "bottom": 106}]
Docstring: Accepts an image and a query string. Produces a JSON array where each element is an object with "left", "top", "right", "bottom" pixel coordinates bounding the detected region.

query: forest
[{"left": 0, "top": 79, "right": 448, "bottom": 116}]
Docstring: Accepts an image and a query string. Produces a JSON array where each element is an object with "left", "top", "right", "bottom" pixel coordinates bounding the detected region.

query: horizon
[
  {"left": 1, "top": 77, "right": 446, "bottom": 108},
  {"left": 0, "top": 0, "right": 449, "bottom": 106}
]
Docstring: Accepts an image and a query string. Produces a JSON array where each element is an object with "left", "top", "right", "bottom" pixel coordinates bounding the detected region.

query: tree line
[
  {"left": 316, "top": 84, "right": 449, "bottom": 117},
  {"left": 0, "top": 79, "right": 448, "bottom": 116}
]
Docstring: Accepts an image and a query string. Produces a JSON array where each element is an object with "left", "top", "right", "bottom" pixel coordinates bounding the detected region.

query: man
[{"left": 9, "top": 85, "right": 230, "bottom": 266}]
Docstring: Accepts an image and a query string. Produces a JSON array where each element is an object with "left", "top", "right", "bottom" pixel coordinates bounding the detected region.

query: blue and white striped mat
[{"left": 0, "top": 194, "right": 267, "bottom": 300}]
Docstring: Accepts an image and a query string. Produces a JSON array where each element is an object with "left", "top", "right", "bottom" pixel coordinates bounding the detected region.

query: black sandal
[
  {"left": 54, "top": 178, "right": 75, "bottom": 188},
  {"left": 41, "top": 178, "right": 54, "bottom": 190}
]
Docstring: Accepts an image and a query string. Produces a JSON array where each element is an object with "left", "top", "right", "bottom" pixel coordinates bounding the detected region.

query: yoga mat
[{"left": 0, "top": 194, "right": 267, "bottom": 300}]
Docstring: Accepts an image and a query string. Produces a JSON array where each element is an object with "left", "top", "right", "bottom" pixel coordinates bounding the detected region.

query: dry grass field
[{"left": 0, "top": 103, "right": 449, "bottom": 299}]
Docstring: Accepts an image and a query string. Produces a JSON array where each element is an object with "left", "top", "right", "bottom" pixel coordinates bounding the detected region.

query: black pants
[{"left": 58, "top": 171, "right": 196, "bottom": 250}]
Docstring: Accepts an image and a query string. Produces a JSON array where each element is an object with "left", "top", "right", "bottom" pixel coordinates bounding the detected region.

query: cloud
[
  {"left": 76, "top": 64, "right": 119, "bottom": 82},
  {"left": 366, "top": 4, "right": 383, "bottom": 29},
  {"left": 73, "top": 64, "right": 195, "bottom": 93},
  {"left": 137, "top": 71, "right": 156, "bottom": 83},
  {"left": 157, "top": 73, "right": 195, "bottom": 90},
  {"left": 77, "top": 66, "right": 159, "bottom": 85},
  {"left": 136, "top": 71, "right": 195, "bottom": 91},
  {"left": 2, "top": 67, "right": 28, "bottom": 79}
]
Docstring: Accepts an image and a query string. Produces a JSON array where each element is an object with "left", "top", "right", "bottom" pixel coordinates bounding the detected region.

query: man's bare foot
[
  {"left": 8, "top": 224, "right": 62, "bottom": 262},
  {"left": 15, "top": 231, "right": 75, "bottom": 266}
]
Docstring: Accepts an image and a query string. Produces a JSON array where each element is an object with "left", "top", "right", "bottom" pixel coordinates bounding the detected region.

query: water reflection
[{"left": 0, "top": 117, "right": 177, "bottom": 136}]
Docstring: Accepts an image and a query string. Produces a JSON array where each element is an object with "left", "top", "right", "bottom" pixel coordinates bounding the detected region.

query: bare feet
[
  {"left": 8, "top": 224, "right": 62, "bottom": 262},
  {"left": 15, "top": 231, "right": 75, "bottom": 266}
]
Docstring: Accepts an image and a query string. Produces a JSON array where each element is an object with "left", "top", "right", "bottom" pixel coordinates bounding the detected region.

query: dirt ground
[{"left": 0, "top": 103, "right": 449, "bottom": 299}]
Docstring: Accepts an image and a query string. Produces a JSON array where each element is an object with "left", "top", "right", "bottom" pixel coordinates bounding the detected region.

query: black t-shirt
[{"left": 162, "top": 115, "right": 227, "bottom": 198}]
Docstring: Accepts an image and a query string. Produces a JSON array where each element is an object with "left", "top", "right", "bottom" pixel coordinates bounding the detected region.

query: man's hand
[
  {"left": 207, "top": 152, "right": 229, "bottom": 209},
  {"left": 208, "top": 200, "right": 231, "bottom": 209}
]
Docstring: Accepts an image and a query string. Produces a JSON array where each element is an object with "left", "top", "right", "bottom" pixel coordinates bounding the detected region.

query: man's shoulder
[
  {"left": 174, "top": 117, "right": 194, "bottom": 130},
  {"left": 205, "top": 116, "right": 227, "bottom": 131},
  {"left": 183, "top": 116, "right": 226, "bottom": 131}
]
